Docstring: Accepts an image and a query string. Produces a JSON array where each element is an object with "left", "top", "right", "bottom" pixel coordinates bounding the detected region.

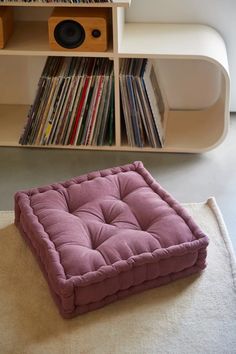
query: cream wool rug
[{"left": 0, "top": 198, "right": 236, "bottom": 354}]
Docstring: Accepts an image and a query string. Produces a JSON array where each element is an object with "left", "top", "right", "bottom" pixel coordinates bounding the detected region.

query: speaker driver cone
[{"left": 54, "top": 20, "right": 85, "bottom": 49}]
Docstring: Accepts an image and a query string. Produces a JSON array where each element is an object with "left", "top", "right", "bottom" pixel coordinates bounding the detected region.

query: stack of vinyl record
[
  {"left": 119, "top": 58, "right": 164, "bottom": 148},
  {"left": 0, "top": 0, "right": 112, "bottom": 3},
  {"left": 20, "top": 57, "right": 114, "bottom": 146}
]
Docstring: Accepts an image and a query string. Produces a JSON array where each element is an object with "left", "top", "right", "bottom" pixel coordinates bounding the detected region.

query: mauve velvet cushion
[{"left": 14, "top": 161, "right": 209, "bottom": 318}]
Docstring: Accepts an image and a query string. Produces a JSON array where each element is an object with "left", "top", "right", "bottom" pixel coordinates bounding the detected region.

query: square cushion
[{"left": 14, "top": 161, "right": 209, "bottom": 318}]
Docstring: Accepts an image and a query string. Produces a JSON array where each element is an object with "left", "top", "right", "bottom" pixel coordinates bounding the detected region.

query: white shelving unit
[{"left": 0, "top": 0, "right": 230, "bottom": 152}]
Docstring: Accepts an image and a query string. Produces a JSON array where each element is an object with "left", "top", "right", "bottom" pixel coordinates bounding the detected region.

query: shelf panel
[
  {"left": 0, "top": 0, "right": 130, "bottom": 8},
  {"left": 0, "top": 104, "right": 118, "bottom": 150},
  {"left": 0, "top": 97, "right": 228, "bottom": 153},
  {"left": 119, "top": 23, "right": 229, "bottom": 74},
  {"left": 0, "top": 104, "right": 27, "bottom": 145},
  {"left": 165, "top": 102, "right": 227, "bottom": 153},
  {"left": 0, "top": 21, "right": 114, "bottom": 57},
  {"left": 20, "top": 145, "right": 118, "bottom": 151}
]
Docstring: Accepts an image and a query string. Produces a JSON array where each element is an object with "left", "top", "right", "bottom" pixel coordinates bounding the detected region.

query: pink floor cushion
[{"left": 14, "top": 161, "right": 209, "bottom": 318}]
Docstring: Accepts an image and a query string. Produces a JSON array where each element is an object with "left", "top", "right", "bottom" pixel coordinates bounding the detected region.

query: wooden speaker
[
  {"left": 48, "top": 8, "right": 110, "bottom": 52},
  {"left": 0, "top": 7, "right": 13, "bottom": 49}
]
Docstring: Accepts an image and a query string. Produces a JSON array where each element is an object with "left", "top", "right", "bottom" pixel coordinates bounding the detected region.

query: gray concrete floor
[{"left": 0, "top": 114, "right": 236, "bottom": 251}]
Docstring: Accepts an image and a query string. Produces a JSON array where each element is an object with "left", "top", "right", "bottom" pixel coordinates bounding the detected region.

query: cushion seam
[{"left": 29, "top": 198, "right": 67, "bottom": 279}]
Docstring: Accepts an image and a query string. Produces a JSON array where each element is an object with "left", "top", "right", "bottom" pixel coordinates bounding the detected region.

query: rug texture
[{"left": 0, "top": 197, "right": 236, "bottom": 354}]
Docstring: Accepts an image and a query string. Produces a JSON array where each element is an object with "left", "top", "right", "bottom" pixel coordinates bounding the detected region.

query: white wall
[{"left": 126, "top": 0, "right": 236, "bottom": 111}]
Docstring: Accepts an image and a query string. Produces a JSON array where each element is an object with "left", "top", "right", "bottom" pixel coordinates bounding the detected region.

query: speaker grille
[{"left": 54, "top": 20, "right": 86, "bottom": 49}]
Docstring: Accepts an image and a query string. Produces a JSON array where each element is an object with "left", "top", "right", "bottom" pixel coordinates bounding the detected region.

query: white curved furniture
[
  {"left": 118, "top": 21, "right": 230, "bottom": 152},
  {"left": 0, "top": 0, "right": 230, "bottom": 152},
  {"left": 125, "top": 0, "right": 236, "bottom": 112}
]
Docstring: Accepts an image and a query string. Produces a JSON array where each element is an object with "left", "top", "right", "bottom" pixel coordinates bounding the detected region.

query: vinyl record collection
[
  {"left": 120, "top": 58, "right": 165, "bottom": 148},
  {"left": 0, "top": 0, "right": 112, "bottom": 3},
  {"left": 19, "top": 57, "right": 114, "bottom": 146}
]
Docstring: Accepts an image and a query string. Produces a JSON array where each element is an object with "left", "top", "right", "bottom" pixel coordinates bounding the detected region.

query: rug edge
[{"left": 206, "top": 197, "right": 236, "bottom": 289}]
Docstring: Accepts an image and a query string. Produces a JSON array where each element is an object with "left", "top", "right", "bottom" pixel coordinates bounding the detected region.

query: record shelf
[{"left": 0, "top": 0, "right": 230, "bottom": 152}]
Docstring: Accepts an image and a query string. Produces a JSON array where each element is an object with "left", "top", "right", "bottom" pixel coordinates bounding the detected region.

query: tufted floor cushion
[{"left": 14, "top": 161, "right": 209, "bottom": 318}]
